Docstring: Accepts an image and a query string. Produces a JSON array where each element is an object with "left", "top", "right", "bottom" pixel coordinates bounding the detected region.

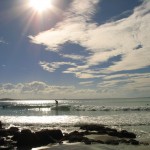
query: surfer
[
  {"left": 55, "top": 100, "right": 58, "bottom": 115},
  {"left": 55, "top": 100, "right": 58, "bottom": 107}
]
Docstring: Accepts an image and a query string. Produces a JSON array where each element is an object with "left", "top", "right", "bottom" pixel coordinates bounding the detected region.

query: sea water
[{"left": 0, "top": 98, "right": 150, "bottom": 149}]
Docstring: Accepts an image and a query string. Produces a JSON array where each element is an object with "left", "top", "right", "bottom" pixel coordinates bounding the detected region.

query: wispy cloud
[
  {"left": 39, "top": 61, "right": 77, "bottom": 72},
  {"left": 60, "top": 54, "right": 85, "bottom": 60},
  {"left": 79, "top": 81, "right": 94, "bottom": 86},
  {"left": 0, "top": 37, "right": 8, "bottom": 44},
  {"left": 63, "top": 65, "right": 105, "bottom": 79},
  {"left": 97, "top": 72, "right": 150, "bottom": 97},
  {"left": 2, "top": 65, "right": 6, "bottom": 67}
]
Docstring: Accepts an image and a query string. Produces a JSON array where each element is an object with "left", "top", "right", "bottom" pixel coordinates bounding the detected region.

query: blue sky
[{"left": 0, "top": 0, "right": 150, "bottom": 99}]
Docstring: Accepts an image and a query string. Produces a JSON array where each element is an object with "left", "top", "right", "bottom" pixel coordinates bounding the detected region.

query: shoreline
[{"left": 0, "top": 121, "right": 150, "bottom": 150}]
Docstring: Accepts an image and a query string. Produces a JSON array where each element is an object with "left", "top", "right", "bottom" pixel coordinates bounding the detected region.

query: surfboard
[{"left": 51, "top": 104, "right": 71, "bottom": 111}]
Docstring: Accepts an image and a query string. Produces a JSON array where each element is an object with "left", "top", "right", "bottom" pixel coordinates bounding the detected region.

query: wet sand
[{"left": 33, "top": 142, "right": 150, "bottom": 150}]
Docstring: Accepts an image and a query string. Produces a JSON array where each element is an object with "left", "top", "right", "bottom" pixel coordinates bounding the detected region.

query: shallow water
[{"left": 32, "top": 142, "right": 150, "bottom": 150}]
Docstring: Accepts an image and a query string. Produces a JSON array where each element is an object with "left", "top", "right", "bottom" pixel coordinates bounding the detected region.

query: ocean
[{"left": 0, "top": 98, "right": 150, "bottom": 150}]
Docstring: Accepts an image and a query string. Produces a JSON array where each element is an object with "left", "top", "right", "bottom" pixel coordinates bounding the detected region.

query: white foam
[{"left": 72, "top": 105, "right": 150, "bottom": 111}]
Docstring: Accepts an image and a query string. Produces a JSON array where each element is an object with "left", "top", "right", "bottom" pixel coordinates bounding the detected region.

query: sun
[{"left": 29, "top": 0, "right": 52, "bottom": 13}]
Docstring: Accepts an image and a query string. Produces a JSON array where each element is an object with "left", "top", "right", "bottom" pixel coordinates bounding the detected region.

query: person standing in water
[
  {"left": 54, "top": 100, "right": 59, "bottom": 115},
  {"left": 55, "top": 100, "right": 58, "bottom": 107}
]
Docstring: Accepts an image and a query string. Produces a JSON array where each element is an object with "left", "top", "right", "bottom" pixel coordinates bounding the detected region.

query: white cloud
[
  {"left": 79, "top": 81, "right": 94, "bottom": 86},
  {"left": 39, "top": 61, "right": 77, "bottom": 72},
  {"left": 0, "top": 81, "right": 105, "bottom": 99},
  {"left": 29, "top": 0, "right": 150, "bottom": 76},
  {"left": 0, "top": 76, "right": 149, "bottom": 98},
  {"left": 105, "top": 48, "right": 150, "bottom": 72},
  {"left": 0, "top": 81, "right": 74, "bottom": 98},
  {"left": 63, "top": 65, "right": 105, "bottom": 79},
  {"left": 84, "top": 1, "right": 150, "bottom": 72},
  {"left": 29, "top": 0, "right": 99, "bottom": 51},
  {"left": 75, "top": 72, "right": 98, "bottom": 79},
  {"left": 70, "top": 0, "right": 99, "bottom": 20},
  {"left": 97, "top": 72, "right": 150, "bottom": 97},
  {"left": 60, "top": 54, "right": 85, "bottom": 60}
]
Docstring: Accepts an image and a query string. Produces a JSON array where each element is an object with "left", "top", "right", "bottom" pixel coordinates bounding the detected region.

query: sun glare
[{"left": 29, "top": 0, "right": 52, "bottom": 12}]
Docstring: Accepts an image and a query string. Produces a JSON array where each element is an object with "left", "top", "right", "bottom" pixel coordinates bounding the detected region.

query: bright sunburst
[{"left": 29, "top": 0, "right": 52, "bottom": 12}]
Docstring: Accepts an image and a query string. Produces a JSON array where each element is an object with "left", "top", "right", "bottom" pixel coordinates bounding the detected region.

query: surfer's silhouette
[
  {"left": 55, "top": 100, "right": 58, "bottom": 115},
  {"left": 55, "top": 100, "right": 58, "bottom": 107}
]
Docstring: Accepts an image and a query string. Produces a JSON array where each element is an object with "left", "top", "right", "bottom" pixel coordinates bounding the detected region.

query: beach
[{"left": 1, "top": 122, "right": 150, "bottom": 150}]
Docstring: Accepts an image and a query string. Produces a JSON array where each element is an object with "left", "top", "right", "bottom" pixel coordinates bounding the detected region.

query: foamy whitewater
[{"left": 0, "top": 98, "right": 150, "bottom": 150}]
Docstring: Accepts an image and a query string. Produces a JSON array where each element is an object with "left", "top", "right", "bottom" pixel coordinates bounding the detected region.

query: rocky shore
[{"left": 0, "top": 121, "right": 149, "bottom": 150}]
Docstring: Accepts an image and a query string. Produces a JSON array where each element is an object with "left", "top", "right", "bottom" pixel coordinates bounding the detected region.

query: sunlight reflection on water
[{"left": 0, "top": 116, "right": 85, "bottom": 125}]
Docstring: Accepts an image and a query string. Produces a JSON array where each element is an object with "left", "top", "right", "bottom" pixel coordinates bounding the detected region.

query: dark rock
[
  {"left": 0, "top": 137, "right": 5, "bottom": 145},
  {"left": 83, "top": 138, "right": 92, "bottom": 145},
  {"left": 35, "top": 130, "right": 57, "bottom": 145},
  {"left": 21, "top": 129, "right": 32, "bottom": 135},
  {"left": 119, "top": 139, "right": 130, "bottom": 144},
  {"left": 68, "top": 135, "right": 84, "bottom": 143},
  {"left": 107, "top": 130, "right": 119, "bottom": 137},
  {"left": 8, "top": 127, "right": 19, "bottom": 135},
  {"left": 129, "top": 139, "right": 139, "bottom": 145},
  {"left": 13, "top": 129, "right": 37, "bottom": 147},
  {"left": 106, "top": 129, "right": 118, "bottom": 137},
  {"left": 96, "top": 140, "right": 105, "bottom": 144},
  {"left": 0, "top": 122, "right": 140, "bottom": 148},
  {"left": 63, "top": 131, "right": 87, "bottom": 143},
  {"left": 63, "top": 131, "right": 80, "bottom": 140},
  {"left": 13, "top": 129, "right": 63, "bottom": 148},
  {"left": 105, "top": 140, "right": 119, "bottom": 145},
  {"left": 119, "top": 130, "right": 136, "bottom": 138},
  {"left": 68, "top": 131, "right": 84, "bottom": 137},
  {"left": 0, "top": 129, "right": 8, "bottom": 137},
  {"left": 35, "top": 129, "right": 63, "bottom": 142},
  {"left": 11, "top": 131, "right": 20, "bottom": 141},
  {"left": 80, "top": 124, "right": 105, "bottom": 132}
]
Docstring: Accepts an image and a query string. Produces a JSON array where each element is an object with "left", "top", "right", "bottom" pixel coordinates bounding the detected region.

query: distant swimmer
[{"left": 55, "top": 100, "right": 58, "bottom": 106}]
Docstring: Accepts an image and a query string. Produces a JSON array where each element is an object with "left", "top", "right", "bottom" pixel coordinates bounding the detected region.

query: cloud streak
[
  {"left": 39, "top": 61, "right": 77, "bottom": 72},
  {"left": 79, "top": 81, "right": 94, "bottom": 86},
  {"left": 60, "top": 54, "right": 85, "bottom": 60},
  {"left": 0, "top": 37, "right": 7, "bottom": 44},
  {"left": 97, "top": 72, "right": 150, "bottom": 96}
]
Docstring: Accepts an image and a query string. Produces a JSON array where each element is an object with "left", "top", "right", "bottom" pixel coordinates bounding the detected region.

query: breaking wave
[
  {"left": 72, "top": 105, "right": 150, "bottom": 111},
  {"left": 1, "top": 104, "right": 150, "bottom": 111}
]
